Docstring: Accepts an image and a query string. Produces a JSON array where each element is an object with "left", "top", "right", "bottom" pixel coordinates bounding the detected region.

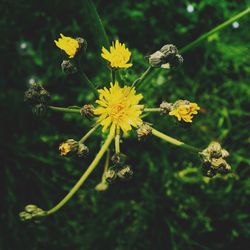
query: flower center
[{"left": 109, "top": 103, "right": 126, "bottom": 119}]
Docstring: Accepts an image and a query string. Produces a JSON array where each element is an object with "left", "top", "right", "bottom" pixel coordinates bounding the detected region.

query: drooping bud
[
  {"left": 105, "top": 169, "right": 117, "bottom": 184},
  {"left": 80, "top": 104, "right": 95, "bottom": 119},
  {"left": 77, "top": 143, "right": 89, "bottom": 157},
  {"left": 111, "top": 153, "right": 127, "bottom": 167},
  {"left": 160, "top": 44, "right": 178, "bottom": 61},
  {"left": 149, "top": 51, "right": 165, "bottom": 67},
  {"left": 169, "top": 54, "right": 184, "bottom": 69},
  {"left": 117, "top": 165, "right": 133, "bottom": 180},
  {"left": 61, "top": 60, "right": 77, "bottom": 74},
  {"left": 137, "top": 123, "right": 152, "bottom": 140}
]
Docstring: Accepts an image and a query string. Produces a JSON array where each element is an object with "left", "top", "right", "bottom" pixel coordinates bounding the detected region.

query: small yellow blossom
[
  {"left": 59, "top": 139, "right": 78, "bottom": 156},
  {"left": 54, "top": 34, "right": 79, "bottom": 58},
  {"left": 101, "top": 40, "right": 132, "bottom": 69},
  {"left": 94, "top": 82, "right": 143, "bottom": 134},
  {"left": 59, "top": 143, "right": 71, "bottom": 155},
  {"left": 169, "top": 100, "right": 200, "bottom": 122}
]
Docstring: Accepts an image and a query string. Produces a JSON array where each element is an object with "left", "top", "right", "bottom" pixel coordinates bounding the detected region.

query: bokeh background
[{"left": 1, "top": 0, "right": 250, "bottom": 249}]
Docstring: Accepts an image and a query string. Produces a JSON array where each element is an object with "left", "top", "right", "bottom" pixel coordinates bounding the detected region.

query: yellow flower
[
  {"left": 59, "top": 139, "right": 78, "bottom": 156},
  {"left": 94, "top": 82, "right": 143, "bottom": 134},
  {"left": 169, "top": 100, "right": 200, "bottom": 122},
  {"left": 54, "top": 34, "right": 79, "bottom": 58},
  {"left": 101, "top": 40, "right": 132, "bottom": 69}
]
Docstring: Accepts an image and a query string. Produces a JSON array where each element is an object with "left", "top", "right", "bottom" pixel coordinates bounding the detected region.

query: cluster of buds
[
  {"left": 59, "top": 139, "right": 89, "bottom": 157},
  {"left": 149, "top": 44, "right": 183, "bottom": 69},
  {"left": 24, "top": 83, "right": 50, "bottom": 116},
  {"left": 200, "top": 142, "right": 231, "bottom": 177},
  {"left": 80, "top": 104, "right": 95, "bottom": 119},
  {"left": 104, "top": 153, "right": 133, "bottom": 183},
  {"left": 19, "top": 204, "right": 46, "bottom": 221},
  {"left": 137, "top": 123, "right": 152, "bottom": 140}
]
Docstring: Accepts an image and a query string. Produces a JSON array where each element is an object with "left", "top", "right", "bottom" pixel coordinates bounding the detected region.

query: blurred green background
[{"left": 1, "top": 0, "right": 250, "bottom": 249}]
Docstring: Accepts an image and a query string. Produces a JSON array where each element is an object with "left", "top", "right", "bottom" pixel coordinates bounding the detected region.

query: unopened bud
[
  {"left": 169, "top": 54, "right": 184, "bottom": 69},
  {"left": 117, "top": 165, "right": 133, "bottom": 180},
  {"left": 160, "top": 44, "right": 178, "bottom": 60},
  {"left": 160, "top": 101, "right": 173, "bottom": 114},
  {"left": 137, "top": 123, "right": 152, "bottom": 140},
  {"left": 80, "top": 104, "right": 95, "bottom": 119},
  {"left": 111, "top": 153, "right": 127, "bottom": 166},
  {"left": 77, "top": 143, "right": 89, "bottom": 157},
  {"left": 149, "top": 51, "right": 165, "bottom": 67},
  {"left": 59, "top": 139, "right": 78, "bottom": 156},
  {"left": 61, "top": 60, "right": 77, "bottom": 74},
  {"left": 105, "top": 169, "right": 117, "bottom": 183},
  {"left": 24, "top": 83, "right": 50, "bottom": 105}
]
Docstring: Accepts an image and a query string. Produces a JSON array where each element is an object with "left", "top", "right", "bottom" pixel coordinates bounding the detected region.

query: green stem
[
  {"left": 131, "top": 66, "right": 153, "bottom": 88},
  {"left": 115, "top": 128, "right": 120, "bottom": 153},
  {"left": 79, "top": 124, "right": 100, "bottom": 143},
  {"left": 144, "top": 108, "right": 161, "bottom": 112},
  {"left": 152, "top": 128, "right": 201, "bottom": 153},
  {"left": 49, "top": 106, "right": 80, "bottom": 114},
  {"left": 141, "top": 8, "right": 250, "bottom": 86},
  {"left": 101, "top": 150, "right": 110, "bottom": 182},
  {"left": 78, "top": 61, "right": 98, "bottom": 98},
  {"left": 180, "top": 7, "right": 250, "bottom": 53},
  {"left": 46, "top": 128, "right": 115, "bottom": 215}
]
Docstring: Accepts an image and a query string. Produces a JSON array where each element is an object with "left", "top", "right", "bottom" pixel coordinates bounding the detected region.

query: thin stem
[
  {"left": 115, "top": 128, "right": 120, "bottom": 153},
  {"left": 78, "top": 62, "right": 98, "bottom": 98},
  {"left": 101, "top": 150, "right": 110, "bottom": 182},
  {"left": 144, "top": 108, "right": 161, "bottom": 112},
  {"left": 131, "top": 66, "right": 153, "bottom": 89},
  {"left": 152, "top": 128, "right": 201, "bottom": 153},
  {"left": 180, "top": 7, "right": 250, "bottom": 53},
  {"left": 79, "top": 124, "right": 100, "bottom": 144},
  {"left": 111, "top": 69, "right": 116, "bottom": 84},
  {"left": 141, "top": 8, "right": 250, "bottom": 87},
  {"left": 46, "top": 128, "right": 115, "bottom": 215},
  {"left": 49, "top": 106, "right": 80, "bottom": 114}
]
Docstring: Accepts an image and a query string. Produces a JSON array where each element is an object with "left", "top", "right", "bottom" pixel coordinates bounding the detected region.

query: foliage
[{"left": 1, "top": 0, "right": 250, "bottom": 249}]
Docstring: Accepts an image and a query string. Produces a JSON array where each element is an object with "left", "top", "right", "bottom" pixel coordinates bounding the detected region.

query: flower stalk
[
  {"left": 144, "top": 108, "right": 161, "bottom": 112},
  {"left": 152, "top": 128, "right": 200, "bottom": 153},
  {"left": 46, "top": 127, "right": 115, "bottom": 215},
  {"left": 49, "top": 106, "right": 81, "bottom": 113},
  {"left": 79, "top": 124, "right": 100, "bottom": 144},
  {"left": 115, "top": 128, "right": 121, "bottom": 153}
]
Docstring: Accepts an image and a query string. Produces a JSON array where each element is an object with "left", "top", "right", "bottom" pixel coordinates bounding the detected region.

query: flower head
[
  {"left": 59, "top": 139, "right": 78, "bottom": 156},
  {"left": 101, "top": 40, "right": 132, "bottom": 69},
  {"left": 54, "top": 34, "right": 79, "bottom": 58},
  {"left": 94, "top": 82, "right": 143, "bottom": 133},
  {"left": 169, "top": 100, "right": 200, "bottom": 122}
]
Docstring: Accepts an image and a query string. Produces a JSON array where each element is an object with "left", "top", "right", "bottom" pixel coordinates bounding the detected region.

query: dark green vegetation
[{"left": 1, "top": 0, "right": 250, "bottom": 249}]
